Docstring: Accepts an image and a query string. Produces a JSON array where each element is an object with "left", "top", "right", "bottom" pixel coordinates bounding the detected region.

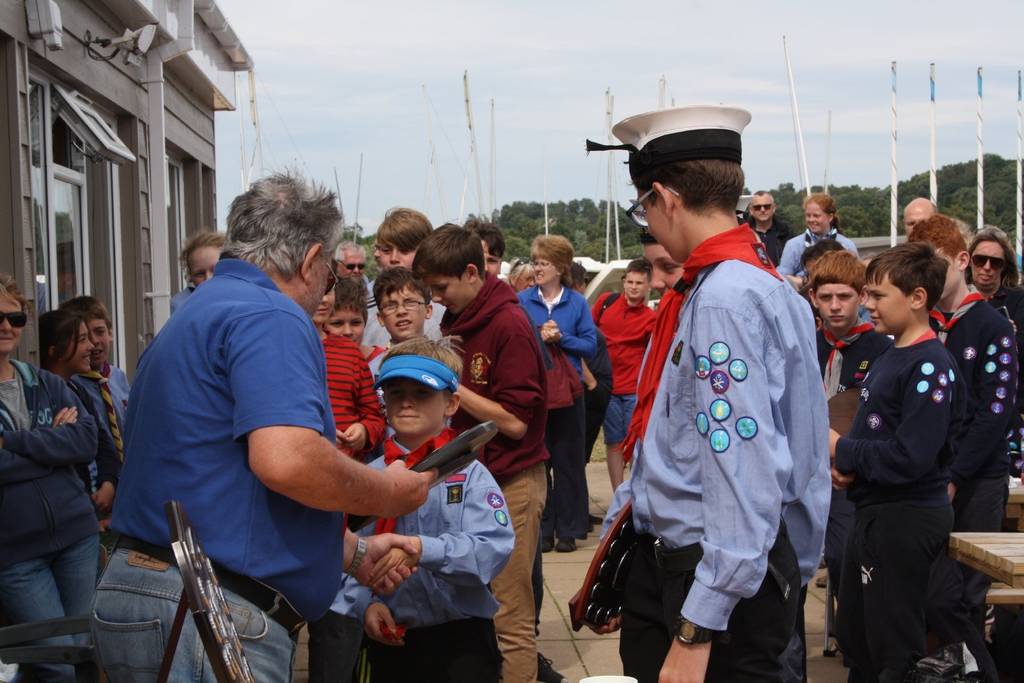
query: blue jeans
[
  {"left": 0, "top": 533, "right": 99, "bottom": 683},
  {"left": 91, "top": 548, "right": 295, "bottom": 682}
]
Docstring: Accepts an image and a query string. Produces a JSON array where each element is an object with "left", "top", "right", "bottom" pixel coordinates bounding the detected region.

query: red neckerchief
[
  {"left": 930, "top": 290, "right": 985, "bottom": 343},
  {"left": 374, "top": 428, "right": 455, "bottom": 535},
  {"left": 621, "top": 225, "right": 781, "bottom": 463},
  {"left": 910, "top": 329, "right": 938, "bottom": 345},
  {"left": 822, "top": 323, "right": 874, "bottom": 398}
]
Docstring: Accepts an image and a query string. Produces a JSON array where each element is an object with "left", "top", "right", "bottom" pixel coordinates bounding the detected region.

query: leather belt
[
  {"left": 117, "top": 535, "right": 305, "bottom": 634},
  {"left": 652, "top": 536, "right": 704, "bottom": 573}
]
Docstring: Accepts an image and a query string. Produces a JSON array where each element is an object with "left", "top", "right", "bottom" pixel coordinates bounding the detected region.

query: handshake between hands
[{"left": 347, "top": 533, "right": 423, "bottom": 648}]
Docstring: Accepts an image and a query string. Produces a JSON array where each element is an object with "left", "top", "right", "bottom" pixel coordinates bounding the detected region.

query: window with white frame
[
  {"left": 166, "top": 160, "right": 186, "bottom": 289},
  {"left": 28, "top": 76, "right": 134, "bottom": 365}
]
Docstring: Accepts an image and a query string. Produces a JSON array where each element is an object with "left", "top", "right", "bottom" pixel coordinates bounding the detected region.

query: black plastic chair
[{"left": 0, "top": 615, "right": 98, "bottom": 682}]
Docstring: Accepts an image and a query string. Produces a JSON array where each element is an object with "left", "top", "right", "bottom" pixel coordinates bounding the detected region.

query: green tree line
[{"left": 356, "top": 154, "right": 1021, "bottom": 265}]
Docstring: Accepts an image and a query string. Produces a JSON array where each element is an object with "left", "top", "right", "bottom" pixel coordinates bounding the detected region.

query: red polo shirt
[{"left": 593, "top": 292, "right": 657, "bottom": 395}]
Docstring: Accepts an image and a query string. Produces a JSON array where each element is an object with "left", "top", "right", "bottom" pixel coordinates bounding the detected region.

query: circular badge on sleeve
[
  {"left": 736, "top": 417, "right": 758, "bottom": 440},
  {"left": 709, "top": 429, "right": 730, "bottom": 453},
  {"left": 709, "top": 342, "right": 731, "bottom": 365}
]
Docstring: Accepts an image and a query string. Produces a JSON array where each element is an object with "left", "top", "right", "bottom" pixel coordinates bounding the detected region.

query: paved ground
[{"left": 293, "top": 461, "right": 848, "bottom": 682}]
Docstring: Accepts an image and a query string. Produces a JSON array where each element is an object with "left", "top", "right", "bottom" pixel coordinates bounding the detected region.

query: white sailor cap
[{"left": 586, "top": 105, "right": 752, "bottom": 179}]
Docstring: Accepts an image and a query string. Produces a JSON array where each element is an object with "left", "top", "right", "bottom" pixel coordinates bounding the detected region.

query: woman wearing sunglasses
[{"left": 0, "top": 274, "right": 101, "bottom": 681}]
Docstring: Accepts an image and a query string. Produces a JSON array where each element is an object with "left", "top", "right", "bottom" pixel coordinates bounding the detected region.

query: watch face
[{"left": 681, "top": 621, "right": 697, "bottom": 641}]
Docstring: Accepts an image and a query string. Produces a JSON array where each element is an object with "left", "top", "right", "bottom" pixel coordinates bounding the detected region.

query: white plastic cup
[{"left": 579, "top": 677, "right": 638, "bottom": 683}]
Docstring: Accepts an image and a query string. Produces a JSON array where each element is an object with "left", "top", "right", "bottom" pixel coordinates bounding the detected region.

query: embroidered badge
[
  {"left": 709, "top": 370, "right": 730, "bottom": 394},
  {"left": 695, "top": 412, "right": 710, "bottom": 436},
  {"left": 991, "top": 402, "right": 1005, "bottom": 415},
  {"left": 999, "top": 353, "right": 1012, "bottom": 365},
  {"left": 985, "top": 361, "right": 997, "bottom": 374},
  {"left": 447, "top": 485, "right": 464, "bottom": 504},
  {"left": 931, "top": 389, "right": 945, "bottom": 403},
  {"left": 859, "top": 360, "right": 869, "bottom": 370},
  {"left": 937, "top": 374, "right": 948, "bottom": 387},
  {"left": 753, "top": 243, "right": 771, "bottom": 268},
  {"left": 866, "top": 413, "right": 882, "bottom": 430},
  {"left": 728, "top": 359, "right": 748, "bottom": 382},
  {"left": 964, "top": 347, "right": 977, "bottom": 360},
  {"left": 470, "top": 352, "right": 491, "bottom": 385},
  {"left": 736, "top": 417, "right": 758, "bottom": 440},
  {"left": 920, "top": 362, "right": 935, "bottom": 376},
  {"left": 916, "top": 380, "right": 929, "bottom": 393},
  {"left": 1000, "top": 370, "right": 1012, "bottom": 382},
  {"left": 948, "top": 369, "right": 956, "bottom": 382},
  {"left": 494, "top": 510, "right": 509, "bottom": 526},
  {"left": 486, "top": 491, "right": 505, "bottom": 509},
  {"left": 708, "top": 342, "right": 731, "bottom": 365},
  {"left": 695, "top": 356, "right": 712, "bottom": 379},
  {"left": 709, "top": 429, "right": 730, "bottom": 453},
  {"left": 710, "top": 399, "right": 732, "bottom": 422},
  {"left": 860, "top": 387, "right": 870, "bottom": 402},
  {"left": 996, "top": 386, "right": 1008, "bottom": 400},
  {"left": 1002, "top": 336, "right": 1013, "bottom": 348},
  {"left": 671, "top": 341, "right": 684, "bottom": 366}
]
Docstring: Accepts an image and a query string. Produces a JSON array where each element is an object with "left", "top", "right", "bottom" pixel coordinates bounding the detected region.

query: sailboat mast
[
  {"left": 890, "top": 61, "right": 898, "bottom": 246},
  {"left": 823, "top": 109, "right": 831, "bottom": 194},
  {"left": 977, "top": 67, "right": 985, "bottom": 230},
  {"left": 604, "top": 88, "right": 612, "bottom": 263},
  {"left": 929, "top": 63, "right": 938, "bottom": 205},
  {"left": 421, "top": 86, "right": 447, "bottom": 220},
  {"left": 490, "top": 98, "right": 496, "bottom": 218},
  {"left": 463, "top": 71, "right": 485, "bottom": 217},
  {"left": 354, "top": 152, "right": 364, "bottom": 238}
]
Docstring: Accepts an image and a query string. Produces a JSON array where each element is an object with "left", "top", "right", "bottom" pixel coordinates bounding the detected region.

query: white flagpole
[
  {"left": 235, "top": 73, "right": 248, "bottom": 188},
  {"left": 824, "top": 109, "right": 831, "bottom": 194},
  {"left": 658, "top": 75, "right": 667, "bottom": 110},
  {"left": 977, "top": 67, "right": 984, "bottom": 231},
  {"left": 890, "top": 61, "right": 898, "bottom": 247},
  {"left": 930, "top": 63, "right": 938, "bottom": 205},
  {"left": 782, "top": 35, "right": 811, "bottom": 196},
  {"left": 1017, "top": 69, "right": 1022, "bottom": 265},
  {"left": 543, "top": 159, "right": 549, "bottom": 235},
  {"left": 604, "top": 88, "right": 612, "bottom": 263}
]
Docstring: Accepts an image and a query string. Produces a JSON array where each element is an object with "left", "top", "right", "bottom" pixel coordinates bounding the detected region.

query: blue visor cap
[{"left": 374, "top": 354, "right": 460, "bottom": 393}]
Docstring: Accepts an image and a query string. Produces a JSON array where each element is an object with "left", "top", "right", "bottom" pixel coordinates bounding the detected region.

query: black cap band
[{"left": 628, "top": 129, "right": 742, "bottom": 178}]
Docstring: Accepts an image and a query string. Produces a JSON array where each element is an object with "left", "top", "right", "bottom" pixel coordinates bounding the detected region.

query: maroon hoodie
[{"left": 442, "top": 275, "right": 549, "bottom": 483}]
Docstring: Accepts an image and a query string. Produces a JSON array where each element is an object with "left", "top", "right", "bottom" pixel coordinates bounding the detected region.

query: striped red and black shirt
[{"left": 323, "top": 335, "right": 385, "bottom": 456}]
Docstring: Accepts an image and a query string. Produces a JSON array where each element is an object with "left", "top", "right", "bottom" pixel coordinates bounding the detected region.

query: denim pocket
[
  {"left": 91, "top": 613, "right": 164, "bottom": 676},
  {"left": 224, "top": 598, "right": 269, "bottom": 641}
]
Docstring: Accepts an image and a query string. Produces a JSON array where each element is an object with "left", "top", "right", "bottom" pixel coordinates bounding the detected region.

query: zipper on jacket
[{"left": 32, "top": 479, "right": 58, "bottom": 539}]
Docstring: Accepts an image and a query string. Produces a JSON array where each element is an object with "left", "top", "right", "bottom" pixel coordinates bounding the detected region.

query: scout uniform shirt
[
  {"left": 626, "top": 259, "right": 831, "bottom": 631},
  {"left": 332, "top": 454, "right": 515, "bottom": 627}
]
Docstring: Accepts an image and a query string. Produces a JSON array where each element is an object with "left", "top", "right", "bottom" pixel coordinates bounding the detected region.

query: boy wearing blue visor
[{"left": 333, "top": 337, "right": 515, "bottom": 683}]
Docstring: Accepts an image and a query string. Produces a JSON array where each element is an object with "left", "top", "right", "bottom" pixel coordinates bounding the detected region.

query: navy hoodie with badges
[{"left": 0, "top": 360, "right": 98, "bottom": 569}]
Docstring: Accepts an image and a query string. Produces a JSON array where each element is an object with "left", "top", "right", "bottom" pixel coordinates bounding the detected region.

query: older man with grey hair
[{"left": 91, "top": 173, "right": 432, "bottom": 682}]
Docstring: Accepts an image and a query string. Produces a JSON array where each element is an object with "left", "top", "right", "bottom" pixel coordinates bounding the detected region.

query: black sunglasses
[
  {"left": 0, "top": 311, "right": 28, "bottom": 328},
  {"left": 324, "top": 261, "right": 339, "bottom": 296},
  {"left": 971, "top": 254, "right": 1006, "bottom": 271},
  {"left": 750, "top": 203, "right": 774, "bottom": 211},
  {"left": 344, "top": 262, "right": 366, "bottom": 271}
]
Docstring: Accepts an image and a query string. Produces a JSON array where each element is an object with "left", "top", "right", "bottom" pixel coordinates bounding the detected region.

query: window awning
[{"left": 51, "top": 84, "right": 136, "bottom": 164}]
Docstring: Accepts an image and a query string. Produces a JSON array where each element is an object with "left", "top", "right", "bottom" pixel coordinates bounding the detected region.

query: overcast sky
[{"left": 212, "top": 0, "right": 1024, "bottom": 236}]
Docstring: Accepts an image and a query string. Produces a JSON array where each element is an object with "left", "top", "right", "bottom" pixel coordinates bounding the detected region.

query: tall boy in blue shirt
[
  {"left": 830, "top": 242, "right": 961, "bottom": 682},
  {"left": 336, "top": 338, "right": 515, "bottom": 683}
]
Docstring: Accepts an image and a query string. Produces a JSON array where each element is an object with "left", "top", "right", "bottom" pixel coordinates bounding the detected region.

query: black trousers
[
  {"left": 363, "top": 617, "right": 501, "bottom": 683},
  {"left": 583, "top": 383, "right": 611, "bottom": 463},
  {"left": 307, "top": 611, "right": 364, "bottom": 683},
  {"left": 541, "top": 395, "right": 589, "bottom": 540},
  {"left": 619, "top": 528, "right": 801, "bottom": 683},
  {"left": 837, "top": 502, "right": 953, "bottom": 683},
  {"left": 926, "top": 476, "right": 1007, "bottom": 683}
]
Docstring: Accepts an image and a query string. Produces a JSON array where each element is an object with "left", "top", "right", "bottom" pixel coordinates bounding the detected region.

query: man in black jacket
[{"left": 743, "top": 191, "right": 791, "bottom": 266}]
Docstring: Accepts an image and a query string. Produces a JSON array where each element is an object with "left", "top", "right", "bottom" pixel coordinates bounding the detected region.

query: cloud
[{"left": 214, "top": 0, "right": 1024, "bottom": 234}]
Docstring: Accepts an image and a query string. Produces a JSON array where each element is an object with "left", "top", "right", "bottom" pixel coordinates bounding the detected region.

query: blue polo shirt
[{"left": 111, "top": 259, "right": 341, "bottom": 620}]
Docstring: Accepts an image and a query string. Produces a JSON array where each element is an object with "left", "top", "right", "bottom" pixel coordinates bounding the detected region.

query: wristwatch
[{"left": 674, "top": 617, "right": 716, "bottom": 644}]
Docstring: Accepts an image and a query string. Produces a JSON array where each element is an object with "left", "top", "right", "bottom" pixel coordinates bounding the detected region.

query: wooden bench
[
  {"left": 987, "top": 582, "right": 1024, "bottom": 605},
  {"left": 1006, "top": 487, "right": 1024, "bottom": 532},
  {"left": 948, "top": 533, "right": 1024, "bottom": 589}
]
